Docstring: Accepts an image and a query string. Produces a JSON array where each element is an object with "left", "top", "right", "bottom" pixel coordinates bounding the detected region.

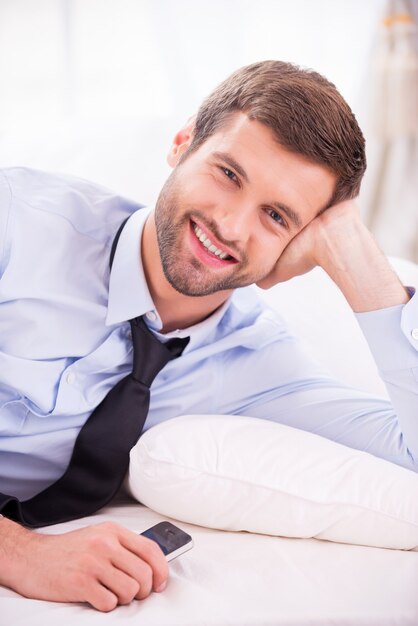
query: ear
[{"left": 167, "top": 116, "right": 196, "bottom": 167}]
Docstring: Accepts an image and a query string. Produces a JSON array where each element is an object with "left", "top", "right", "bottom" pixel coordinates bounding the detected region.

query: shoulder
[
  {"left": 0, "top": 166, "right": 143, "bottom": 236},
  {"left": 1, "top": 166, "right": 107, "bottom": 199}
]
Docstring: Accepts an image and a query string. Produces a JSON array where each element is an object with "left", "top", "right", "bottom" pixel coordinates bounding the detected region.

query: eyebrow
[{"left": 212, "top": 150, "right": 303, "bottom": 229}]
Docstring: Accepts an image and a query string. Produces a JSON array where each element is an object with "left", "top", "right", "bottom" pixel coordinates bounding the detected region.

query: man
[{"left": 0, "top": 60, "right": 417, "bottom": 611}]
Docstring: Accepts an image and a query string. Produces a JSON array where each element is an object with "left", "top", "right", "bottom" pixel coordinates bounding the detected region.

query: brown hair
[{"left": 185, "top": 60, "right": 366, "bottom": 207}]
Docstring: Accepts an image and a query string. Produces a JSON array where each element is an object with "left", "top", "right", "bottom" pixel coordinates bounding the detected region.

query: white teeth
[
  {"left": 192, "top": 223, "right": 231, "bottom": 260},
  {"left": 196, "top": 227, "right": 206, "bottom": 242}
]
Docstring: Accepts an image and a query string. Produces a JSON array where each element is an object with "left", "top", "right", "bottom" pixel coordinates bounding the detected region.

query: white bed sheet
[{"left": 1, "top": 498, "right": 417, "bottom": 626}]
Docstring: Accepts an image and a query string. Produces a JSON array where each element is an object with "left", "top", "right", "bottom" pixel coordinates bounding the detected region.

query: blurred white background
[{"left": 0, "top": 0, "right": 416, "bottom": 259}]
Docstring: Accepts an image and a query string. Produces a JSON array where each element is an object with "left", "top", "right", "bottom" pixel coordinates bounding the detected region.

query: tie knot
[{"left": 130, "top": 317, "right": 189, "bottom": 386}]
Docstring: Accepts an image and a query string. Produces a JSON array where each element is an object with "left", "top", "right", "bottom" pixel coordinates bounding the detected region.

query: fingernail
[{"left": 156, "top": 581, "right": 167, "bottom": 593}]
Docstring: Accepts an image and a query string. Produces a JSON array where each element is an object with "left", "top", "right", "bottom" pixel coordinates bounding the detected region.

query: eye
[
  {"left": 220, "top": 167, "right": 239, "bottom": 185},
  {"left": 265, "top": 207, "right": 287, "bottom": 228}
]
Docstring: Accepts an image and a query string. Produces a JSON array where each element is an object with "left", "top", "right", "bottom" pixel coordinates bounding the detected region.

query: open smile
[{"left": 189, "top": 220, "right": 239, "bottom": 268}]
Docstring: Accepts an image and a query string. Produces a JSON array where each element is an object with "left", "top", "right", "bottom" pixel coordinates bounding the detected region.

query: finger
[
  {"left": 134, "top": 563, "right": 153, "bottom": 601},
  {"left": 118, "top": 530, "right": 169, "bottom": 592},
  {"left": 111, "top": 548, "right": 154, "bottom": 600},
  {"left": 97, "top": 565, "right": 140, "bottom": 606},
  {"left": 86, "top": 583, "right": 119, "bottom": 613}
]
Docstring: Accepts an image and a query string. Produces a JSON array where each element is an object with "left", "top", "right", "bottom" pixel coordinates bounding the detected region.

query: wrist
[
  {"left": 316, "top": 219, "right": 409, "bottom": 312},
  {"left": 314, "top": 215, "right": 367, "bottom": 273},
  {"left": 0, "top": 515, "right": 34, "bottom": 589}
]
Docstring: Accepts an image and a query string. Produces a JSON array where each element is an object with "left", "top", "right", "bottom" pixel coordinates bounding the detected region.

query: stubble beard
[{"left": 154, "top": 172, "right": 262, "bottom": 297}]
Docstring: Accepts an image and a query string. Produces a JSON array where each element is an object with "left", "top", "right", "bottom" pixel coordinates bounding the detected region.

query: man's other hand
[
  {"left": 0, "top": 517, "right": 169, "bottom": 612},
  {"left": 256, "top": 199, "right": 361, "bottom": 288},
  {"left": 256, "top": 199, "right": 409, "bottom": 312}
]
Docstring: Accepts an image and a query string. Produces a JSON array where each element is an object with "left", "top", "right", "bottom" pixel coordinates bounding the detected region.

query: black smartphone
[{"left": 140, "top": 521, "right": 193, "bottom": 562}]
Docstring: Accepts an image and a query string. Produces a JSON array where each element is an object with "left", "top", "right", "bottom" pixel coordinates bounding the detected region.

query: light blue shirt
[{"left": 1, "top": 167, "right": 418, "bottom": 500}]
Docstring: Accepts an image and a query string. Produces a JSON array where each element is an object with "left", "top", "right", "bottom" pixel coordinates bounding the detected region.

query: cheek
[
  {"left": 249, "top": 238, "right": 285, "bottom": 275},
  {"left": 178, "top": 170, "right": 232, "bottom": 209},
  {"left": 255, "top": 226, "right": 289, "bottom": 259}
]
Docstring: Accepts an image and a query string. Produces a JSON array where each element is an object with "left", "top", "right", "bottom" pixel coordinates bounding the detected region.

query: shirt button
[
  {"left": 411, "top": 328, "right": 418, "bottom": 340},
  {"left": 66, "top": 372, "right": 76, "bottom": 385},
  {"left": 146, "top": 311, "right": 157, "bottom": 322}
]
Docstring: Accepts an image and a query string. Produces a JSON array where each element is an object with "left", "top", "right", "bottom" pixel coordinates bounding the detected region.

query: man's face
[{"left": 155, "top": 113, "right": 336, "bottom": 296}]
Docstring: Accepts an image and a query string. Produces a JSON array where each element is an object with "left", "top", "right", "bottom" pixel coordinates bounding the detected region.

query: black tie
[{"left": 0, "top": 220, "right": 189, "bottom": 528}]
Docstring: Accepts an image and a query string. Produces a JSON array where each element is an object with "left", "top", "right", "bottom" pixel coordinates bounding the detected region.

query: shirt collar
[
  {"left": 105, "top": 206, "right": 234, "bottom": 349},
  {"left": 106, "top": 206, "right": 155, "bottom": 326}
]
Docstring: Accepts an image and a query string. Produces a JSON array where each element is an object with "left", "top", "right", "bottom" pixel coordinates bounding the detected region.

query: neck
[{"left": 141, "top": 211, "right": 232, "bottom": 333}]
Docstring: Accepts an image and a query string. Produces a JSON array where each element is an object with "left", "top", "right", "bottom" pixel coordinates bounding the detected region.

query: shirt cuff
[{"left": 355, "top": 288, "right": 418, "bottom": 372}]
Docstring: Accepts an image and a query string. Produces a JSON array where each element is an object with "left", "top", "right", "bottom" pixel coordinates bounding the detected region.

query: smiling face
[{"left": 154, "top": 113, "right": 336, "bottom": 297}]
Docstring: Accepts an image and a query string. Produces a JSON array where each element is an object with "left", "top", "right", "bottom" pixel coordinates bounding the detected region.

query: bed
[
  {"left": 2, "top": 497, "right": 417, "bottom": 626},
  {"left": 1, "top": 120, "right": 417, "bottom": 624}
]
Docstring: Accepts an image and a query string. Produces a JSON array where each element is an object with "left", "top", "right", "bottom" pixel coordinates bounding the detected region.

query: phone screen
[{"left": 140, "top": 521, "right": 193, "bottom": 561}]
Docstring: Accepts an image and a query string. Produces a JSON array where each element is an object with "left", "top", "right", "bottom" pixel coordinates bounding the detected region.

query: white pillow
[{"left": 128, "top": 414, "right": 418, "bottom": 551}]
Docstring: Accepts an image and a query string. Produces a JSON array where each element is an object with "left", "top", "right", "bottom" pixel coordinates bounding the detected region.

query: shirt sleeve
[
  {"left": 217, "top": 296, "right": 418, "bottom": 473},
  {"left": 353, "top": 290, "right": 418, "bottom": 462},
  {"left": 355, "top": 290, "right": 418, "bottom": 371}
]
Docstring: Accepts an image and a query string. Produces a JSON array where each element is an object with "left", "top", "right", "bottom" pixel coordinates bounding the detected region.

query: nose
[{"left": 216, "top": 200, "right": 255, "bottom": 245}]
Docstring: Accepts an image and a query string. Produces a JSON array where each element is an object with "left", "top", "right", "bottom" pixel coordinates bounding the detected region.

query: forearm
[
  {"left": 257, "top": 199, "right": 417, "bottom": 466},
  {"left": 315, "top": 207, "right": 418, "bottom": 458},
  {"left": 0, "top": 515, "right": 33, "bottom": 591},
  {"left": 355, "top": 296, "right": 418, "bottom": 460},
  {"left": 317, "top": 218, "right": 410, "bottom": 312}
]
